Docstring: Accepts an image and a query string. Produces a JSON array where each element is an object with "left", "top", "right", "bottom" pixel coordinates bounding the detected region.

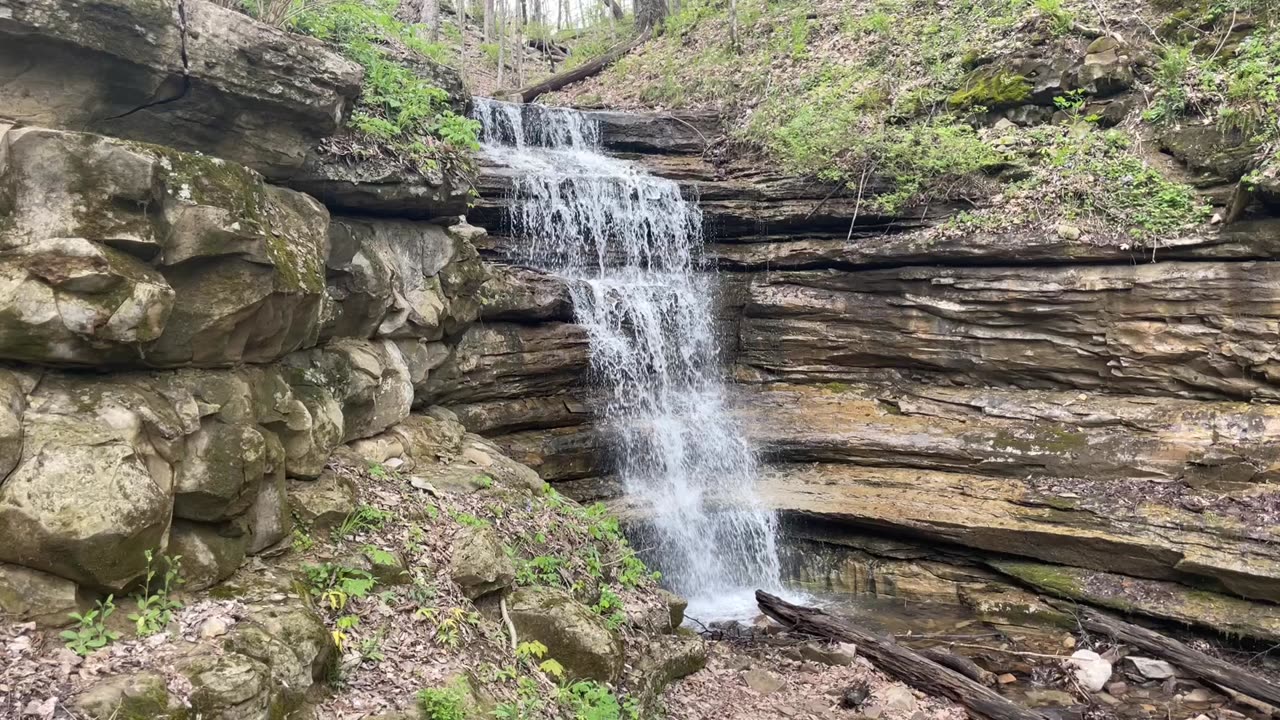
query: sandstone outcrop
[{"left": 0, "top": 0, "right": 362, "bottom": 179}]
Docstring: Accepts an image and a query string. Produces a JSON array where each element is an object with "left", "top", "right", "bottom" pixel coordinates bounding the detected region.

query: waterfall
[{"left": 474, "top": 98, "right": 782, "bottom": 619}]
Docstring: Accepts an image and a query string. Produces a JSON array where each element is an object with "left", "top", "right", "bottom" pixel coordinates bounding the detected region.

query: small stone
[
  {"left": 1182, "top": 688, "right": 1213, "bottom": 703},
  {"left": 1126, "top": 656, "right": 1176, "bottom": 680},
  {"left": 1056, "top": 223, "right": 1083, "bottom": 241},
  {"left": 1097, "top": 693, "right": 1121, "bottom": 706},
  {"left": 839, "top": 682, "right": 870, "bottom": 709},
  {"left": 743, "top": 668, "right": 786, "bottom": 695},
  {"left": 993, "top": 118, "right": 1017, "bottom": 132},
  {"left": 997, "top": 673, "right": 1017, "bottom": 684},
  {"left": 1062, "top": 635, "right": 1076, "bottom": 648},
  {"left": 197, "top": 617, "right": 232, "bottom": 640},
  {"left": 1066, "top": 649, "right": 1112, "bottom": 692},
  {"left": 798, "top": 641, "right": 858, "bottom": 666},
  {"left": 879, "top": 685, "right": 917, "bottom": 713},
  {"left": 1106, "top": 681, "right": 1128, "bottom": 695}
]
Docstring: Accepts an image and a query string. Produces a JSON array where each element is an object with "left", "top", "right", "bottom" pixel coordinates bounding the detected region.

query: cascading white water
[{"left": 474, "top": 98, "right": 782, "bottom": 619}]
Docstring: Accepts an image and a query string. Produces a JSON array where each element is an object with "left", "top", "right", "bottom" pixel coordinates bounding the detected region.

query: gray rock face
[
  {"left": 287, "top": 149, "right": 471, "bottom": 218},
  {"left": 0, "top": 126, "right": 331, "bottom": 367},
  {"left": 0, "top": 0, "right": 362, "bottom": 178},
  {"left": 740, "top": 263, "right": 1280, "bottom": 400},
  {"left": 325, "top": 216, "right": 487, "bottom": 342},
  {"left": 0, "top": 562, "right": 86, "bottom": 626},
  {"left": 508, "top": 586, "right": 625, "bottom": 683},
  {"left": 449, "top": 525, "right": 516, "bottom": 599}
]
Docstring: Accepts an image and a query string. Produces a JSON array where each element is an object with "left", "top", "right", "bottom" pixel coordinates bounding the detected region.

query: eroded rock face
[
  {"left": 449, "top": 525, "right": 516, "bottom": 599},
  {"left": 287, "top": 150, "right": 471, "bottom": 218},
  {"left": 508, "top": 586, "right": 625, "bottom": 683},
  {"left": 0, "top": 0, "right": 362, "bottom": 178},
  {"left": 0, "top": 126, "right": 331, "bottom": 367},
  {"left": 325, "top": 217, "right": 487, "bottom": 341},
  {"left": 740, "top": 263, "right": 1280, "bottom": 400}
]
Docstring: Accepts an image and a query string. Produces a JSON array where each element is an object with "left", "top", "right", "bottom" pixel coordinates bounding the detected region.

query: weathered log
[
  {"left": 756, "top": 591, "right": 1049, "bottom": 720},
  {"left": 516, "top": 29, "right": 651, "bottom": 103},
  {"left": 920, "top": 647, "right": 998, "bottom": 687},
  {"left": 1060, "top": 604, "right": 1280, "bottom": 709}
]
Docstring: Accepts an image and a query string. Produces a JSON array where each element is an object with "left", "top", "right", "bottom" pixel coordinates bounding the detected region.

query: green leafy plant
[
  {"left": 418, "top": 680, "right": 469, "bottom": 720},
  {"left": 303, "top": 563, "right": 378, "bottom": 610},
  {"left": 292, "top": 0, "right": 479, "bottom": 169},
  {"left": 62, "top": 596, "right": 122, "bottom": 656},
  {"left": 338, "top": 504, "right": 392, "bottom": 538},
  {"left": 452, "top": 511, "right": 490, "bottom": 528},
  {"left": 558, "top": 681, "right": 623, "bottom": 720},
  {"left": 128, "top": 551, "right": 184, "bottom": 637},
  {"left": 1033, "top": 0, "right": 1075, "bottom": 35},
  {"left": 516, "top": 555, "right": 565, "bottom": 586}
]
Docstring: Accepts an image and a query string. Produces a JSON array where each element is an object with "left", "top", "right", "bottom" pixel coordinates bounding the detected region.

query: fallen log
[
  {"left": 757, "top": 591, "right": 1049, "bottom": 720},
  {"left": 1059, "top": 604, "right": 1280, "bottom": 709},
  {"left": 516, "top": 29, "right": 652, "bottom": 103},
  {"left": 920, "top": 647, "right": 998, "bottom": 687}
]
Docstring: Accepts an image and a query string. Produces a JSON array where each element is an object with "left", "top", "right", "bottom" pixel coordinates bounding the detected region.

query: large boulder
[
  {"left": 449, "top": 525, "right": 516, "bottom": 599},
  {"left": 0, "top": 0, "right": 362, "bottom": 178},
  {"left": 0, "top": 376, "right": 185, "bottom": 590},
  {"left": 0, "top": 126, "right": 332, "bottom": 367},
  {"left": 168, "top": 518, "right": 252, "bottom": 591},
  {"left": 507, "top": 586, "right": 624, "bottom": 683},
  {"left": 325, "top": 217, "right": 481, "bottom": 341},
  {"left": 0, "top": 562, "right": 86, "bottom": 626},
  {"left": 179, "top": 652, "right": 279, "bottom": 720},
  {"left": 73, "top": 672, "right": 186, "bottom": 720}
]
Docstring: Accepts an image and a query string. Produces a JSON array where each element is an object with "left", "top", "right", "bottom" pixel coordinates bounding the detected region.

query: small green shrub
[
  {"left": 62, "top": 596, "right": 122, "bottom": 656},
  {"left": 339, "top": 504, "right": 392, "bottom": 537},
  {"left": 128, "top": 550, "right": 184, "bottom": 637},
  {"left": 303, "top": 563, "right": 377, "bottom": 610},
  {"left": 418, "top": 681, "right": 469, "bottom": 720},
  {"left": 558, "top": 681, "right": 623, "bottom": 720},
  {"left": 293, "top": 0, "right": 478, "bottom": 168}
]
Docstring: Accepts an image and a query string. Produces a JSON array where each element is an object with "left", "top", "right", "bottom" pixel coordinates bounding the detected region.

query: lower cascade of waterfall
[{"left": 474, "top": 98, "right": 783, "bottom": 620}]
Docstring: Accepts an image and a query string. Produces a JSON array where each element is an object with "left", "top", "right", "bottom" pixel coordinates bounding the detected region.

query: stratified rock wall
[{"left": 472, "top": 106, "right": 1280, "bottom": 641}]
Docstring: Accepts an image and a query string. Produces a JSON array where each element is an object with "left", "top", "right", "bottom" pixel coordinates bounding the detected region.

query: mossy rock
[
  {"left": 74, "top": 671, "right": 189, "bottom": 720},
  {"left": 948, "top": 69, "right": 1033, "bottom": 110},
  {"left": 507, "top": 586, "right": 624, "bottom": 683}
]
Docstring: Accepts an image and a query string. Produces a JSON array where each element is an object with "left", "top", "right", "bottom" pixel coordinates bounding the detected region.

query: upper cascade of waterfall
[
  {"left": 473, "top": 97, "right": 601, "bottom": 151},
  {"left": 474, "top": 97, "right": 702, "bottom": 277},
  {"left": 473, "top": 97, "right": 783, "bottom": 621}
]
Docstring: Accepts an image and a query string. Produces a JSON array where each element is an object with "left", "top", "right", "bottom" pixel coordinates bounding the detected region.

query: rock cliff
[
  {"left": 0, "top": 5, "right": 704, "bottom": 718},
  {"left": 471, "top": 102, "right": 1280, "bottom": 646}
]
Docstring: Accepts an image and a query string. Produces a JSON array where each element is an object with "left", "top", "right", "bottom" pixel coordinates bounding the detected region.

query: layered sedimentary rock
[
  {"left": 0, "top": 0, "right": 362, "bottom": 178},
  {"left": 739, "top": 263, "right": 1280, "bottom": 400},
  {"left": 0, "top": 124, "right": 488, "bottom": 597}
]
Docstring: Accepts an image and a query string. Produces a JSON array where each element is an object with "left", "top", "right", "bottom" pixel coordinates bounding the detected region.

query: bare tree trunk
[
  {"left": 728, "top": 0, "right": 737, "bottom": 50},
  {"left": 496, "top": 0, "right": 506, "bottom": 87},
  {"left": 419, "top": 0, "right": 440, "bottom": 41},
  {"left": 635, "top": 0, "right": 667, "bottom": 31},
  {"left": 603, "top": 0, "right": 624, "bottom": 21},
  {"left": 516, "top": 28, "right": 651, "bottom": 102},
  {"left": 484, "top": 0, "right": 495, "bottom": 40},
  {"left": 457, "top": 0, "right": 468, "bottom": 79}
]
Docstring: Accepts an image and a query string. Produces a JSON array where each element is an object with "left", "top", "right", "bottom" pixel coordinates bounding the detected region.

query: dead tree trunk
[
  {"left": 603, "top": 0, "right": 625, "bottom": 20},
  {"left": 514, "top": 29, "right": 650, "bottom": 102},
  {"left": 1061, "top": 604, "right": 1280, "bottom": 709},
  {"left": 757, "top": 591, "right": 1049, "bottom": 720},
  {"left": 483, "top": 0, "right": 496, "bottom": 39},
  {"left": 635, "top": 0, "right": 666, "bottom": 30},
  {"left": 418, "top": 0, "right": 440, "bottom": 40}
]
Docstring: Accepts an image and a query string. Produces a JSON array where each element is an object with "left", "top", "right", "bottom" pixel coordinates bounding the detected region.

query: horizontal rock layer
[
  {"left": 0, "top": 0, "right": 362, "bottom": 178},
  {"left": 738, "top": 262, "right": 1280, "bottom": 400},
  {"left": 0, "top": 125, "right": 485, "bottom": 369}
]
